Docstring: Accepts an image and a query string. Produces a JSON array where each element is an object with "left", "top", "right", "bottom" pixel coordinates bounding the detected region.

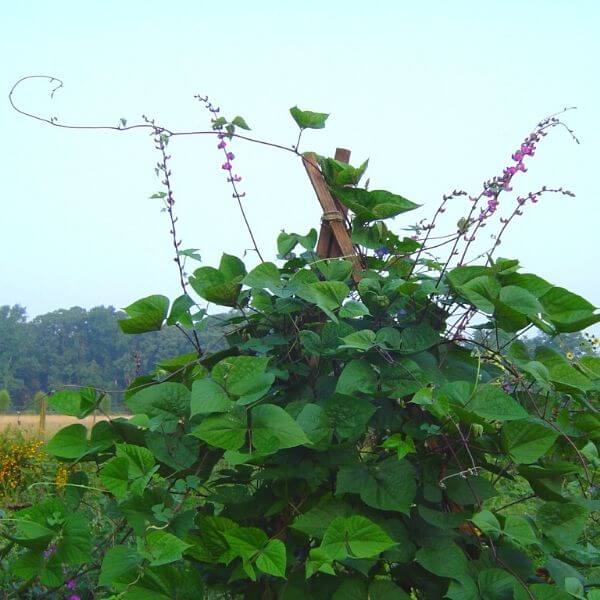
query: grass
[{"left": 0, "top": 414, "right": 127, "bottom": 436}]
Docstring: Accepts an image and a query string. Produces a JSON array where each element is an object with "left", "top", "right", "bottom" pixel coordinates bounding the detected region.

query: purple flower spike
[
  {"left": 217, "top": 140, "right": 227, "bottom": 149},
  {"left": 221, "top": 162, "right": 232, "bottom": 171},
  {"left": 512, "top": 150, "right": 524, "bottom": 162},
  {"left": 226, "top": 152, "right": 235, "bottom": 160}
]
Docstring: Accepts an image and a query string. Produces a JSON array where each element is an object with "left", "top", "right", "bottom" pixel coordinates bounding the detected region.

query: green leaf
[
  {"left": 537, "top": 502, "right": 588, "bottom": 546},
  {"left": 334, "top": 187, "right": 420, "bottom": 222},
  {"left": 336, "top": 458, "right": 415, "bottom": 513},
  {"left": 192, "top": 408, "right": 247, "bottom": 450},
  {"left": 190, "top": 379, "right": 233, "bottom": 416},
  {"left": 324, "top": 394, "right": 376, "bottom": 440},
  {"left": 320, "top": 157, "right": 369, "bottom": 187},
  {"left": 502, "top": 418, "right": 559, "bottom": 464},
  {"left": 224, "top": 526, "right": 268, "bottom": 560},
  {"left": 368, "top": 580, "right": 411, "bottom": 599},
  {"left": 399, "top": 323, "right": 439, "bottom": 353},
  {"left": 539, "top": 286, "right": 600, "bottom": 332},
  {"left": 415, "top": 540, "right": 470, "bottom": 582},
  {"left": 99, "top": 545, "right": 143, "bottom": 587},
  {"left": 166, "top": 294, "right": 194, "bottom": 326},
  {"left": 251, "top": 403, "right": 310, "bottom": 452},
  {"left": 498, "top": 285, "right": 543, "bottom": 317},
  {"left": 291, "top": 498, "right": 353, "bottom": 539},
  {"left": 277, "top": 229, "right": 317, "bottom": 255},
  {"left": 99, "top": 456, "right": 130, "bottom": 498},
  {"left": 126, "top": 382, "right": 190, "bottom": 427},
  {"left": 296, "top": 403, "right": 332, "bottom": 446},
  {"left": 144, "top": 531, "right": 191, "bottom": 566},
  {"left": 339, "top": 329, "right": 376, "bottom": 351},
  {"left": 46, "top": 424, "right": 88, "bottom": 459},
  {"left": 231, "top": 115, "right": 251, "bottom": 130},
  {"left": 255, "top": 539, "right": 286, "bottom": 577},
  {"left": 298, "top": 281, "right": 350, "bottom": 320},
  {"left": 243, "top": 262, "right": 284, "bottom": 294},
  {"left": 381, "top": 433, "right": 416, "bottom": 460},
  {"left": 468, "top": 384, "right": 528, "bottom": 421},
  {"left": 457, "top": 275, "right": 501, "bottom": 313},
  {"left": 290, "top": 106, "right": 329, "bottom": 129},
  {"left": 320, "top": 516, "right": 395, "bottom": 559},
  {"left": 335, "top": 359, "right": 377, "bottom": 395},
  {"left": 339, "top": 300, "right": 370, "bottom": 319},
  {"left": 503, "top": 515, "right": 537, "bottom": 547},
  {"left": 189, "top": 254, "right": 246, "bottom": 307},
  {"left": 116, "top": 443, "right": 155, "bottom": 478},
  {"left": 118, "top": 295, "right": 169, "bottom": 334},
  {"left": 47, "top": 389, "right": 98, "bottom": 418}
]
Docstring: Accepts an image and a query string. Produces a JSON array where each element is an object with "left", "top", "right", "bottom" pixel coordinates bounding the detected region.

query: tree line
[{"left": 0, "top": 304, "right": 227, "bottom": 411}]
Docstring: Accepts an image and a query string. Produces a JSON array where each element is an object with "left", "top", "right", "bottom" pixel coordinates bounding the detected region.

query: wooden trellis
[{"left": 302, "top": 148, "right": 364, "bottom": 281}]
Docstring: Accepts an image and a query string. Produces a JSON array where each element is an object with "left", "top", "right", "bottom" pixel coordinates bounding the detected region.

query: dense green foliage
[
  {"left": 2, "top": 104, "right": 600, "bottom": 600},
  {"left": 0, "top": 305, "right": 227, "bottom": 410}
]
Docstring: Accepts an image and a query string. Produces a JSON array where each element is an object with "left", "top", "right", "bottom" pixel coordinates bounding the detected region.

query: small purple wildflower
[
  {"left": 66, "top": 579, "right": 77, "bottom": 590},
  {"left": 217, "top": 140, "right": 227, "bottom": 149},
  {"left": 221, "top": 162, "right": 232, "bottom": 171},
  {"left": 43, "top": 543, "right": 57, "bottom": 559},
  {"left": 226, "top": 151, "right": 235, "bottom": 160},
  {"left": 375, "top": 246, "right": 389, "bottom": 259},
  {"left": 69, "top": 595, "right": 81, "bottom": 600}
]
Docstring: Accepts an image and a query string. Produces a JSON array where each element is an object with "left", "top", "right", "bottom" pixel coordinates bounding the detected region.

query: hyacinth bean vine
[{"left": 2, "top": 75, "right": 600, "bottom": 599}]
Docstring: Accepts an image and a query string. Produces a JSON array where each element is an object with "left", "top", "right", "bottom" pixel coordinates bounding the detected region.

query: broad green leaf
[
  {"left": 339, "top": 329, "right": 376, "bottom": 351},
  {"left": 457, "top": 275, "right": 501, "bottom": 313},
  {"left": 320, "top": 516, "right": 395, "bottom": 559},
  {"left": 502, "top": 419, "right": 558, "bottom": 464},
  {"left": 255, "top": 539, "right": 286, "bottom": 577},
  {"left": 99, "top": 545, "right": 143, "bottom": 587},
  {"left": 277, "top": 229, "right": 317, "bottom": 255},
  {"left": 189, "top": 254, "right": 246, "bottom": 307},
  {"left": 190, "top": 379, "right": 233, "bottom": 416},
  {"left": 335, "top": 359, "right": 377, "bottom": 395},
  {"left": 192, "top": 408, "right": 247, "bottom": 450},
  {"left": 118, "top": 295, "right": 169, "bottom": 334},
  {"left": 539, "top": 286, "right": 600, "bottom": 332},
  {"left": 398, "top": 323, "right": 439, "bottom": 353},
  {"left": 334, "top": 187, "right": 420, "bottom": 222},
  {"left": 126, "top": 382, "right": 190, "bottom": 426},
  {"left": 47, "top": 388, "right": 98, "bottom": 418},
  {"left": 144, "top": 531, "right": 191, "bottom": 566},
  {"left": 468, "top": 384, "right": 528, "bottom": 421},
  {"left": 231, "top": 115, "right": 251, "bottom": 130},
  {"left": 116, "top": 443, "right": 155, "bottom": 478},
  {"left": 251, "top": 403, "right": 310, "bottom": 452},
  {"left": 369, "top": 580, "right": 411, "bottom": 599},
  {"left": 290, "top": 106, "right": 329, "bottom": 129},
  {"left": 243, "top": 262, "right": 284, "bottom": 294},
  {"left": 324, "top": 394, "right": 376, "bottom": 440},
  {"left": 415, "top": 540, "right": 470, "bottom": 581},
  {"left": 336, "top": 458, "right": 415, "bottom": 513},
  {"left": 46, "top": 424, "right": 88, "bottom": 459},
  {"left": 298, "top": 281, "right": 350, "bottom": 320},
  {"left": 503, "top": 515, "right": 537, "bottom": 547},
  {"left": 499, "top": 285, "right": 543, "bottom": 317},
  {"left": 339, "top": 300, "right": 370, "bottom": 319},
  {"left": 166, "top": 294, "right": 194, "bottom": 327},
  {"left": 99, "top": 456, "right": 130, "bottom": 498},
  {"left": 224, "top": 527, "right": 268, "bottom": 559},
  {"left": 291, "top": 498, "right": 353, "bottom": 539},
  {"left": 296, "top": 403, "right": 332, "bottom": 446},
  {"left": 537, "top": 502, "right": 588, "bottom": 546}
]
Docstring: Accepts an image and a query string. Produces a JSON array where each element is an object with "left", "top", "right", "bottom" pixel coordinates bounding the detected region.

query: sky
[{"left": 1, "top": 1, "right": 599, "bottom": 327}]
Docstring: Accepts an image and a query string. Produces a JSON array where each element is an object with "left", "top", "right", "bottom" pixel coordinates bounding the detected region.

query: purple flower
[
  {"left": 517, "top": 197, "right": 526, "bottom": 205},
  {"left": 66, "top": 579, "right": 77, "bottom": 590},
  {"left": 217, "top": 140, "right": 227, "bottom": 149},
  {"left": 521, "top": 143, "right": 535, "bottom": 155},
  {"left": 232, "top": 174, "right": 242, "bottom": 182},
  {"left": 516, "top": 162, "right": 526, "bottom": 172},
  {"left": 43, "top": 543, "right": 57, "bottom": 559},
  {"left": 504, "top": 166, "right": 517, "bottom": 176},
  {"left": 375, "top": 246, "right": 389, "bottom": 259},
  {"left": 530, "top": 194, "right": 538, "bottom": 203},
  {"left": 221, "top": 162, "right": 232, "bottom": 171},
  {"left": 69, "top": 595, "right": 81, "bottom": 600},
  {"left": 511, "top": 150, "right": 524, "bottom": 162},
  {"left": 226, "top": 151, "right": 235, "bottom": 160},
  {"left": 483, "top": 188, "right": 495, "bottom": 197}
]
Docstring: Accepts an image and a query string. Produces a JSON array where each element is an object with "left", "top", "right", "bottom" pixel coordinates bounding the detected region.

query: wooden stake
[{"left": 302, "top": 151, "right": 363, "bottom": 280}]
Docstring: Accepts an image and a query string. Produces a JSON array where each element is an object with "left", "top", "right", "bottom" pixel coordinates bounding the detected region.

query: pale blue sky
[{"left": 1, "top": 1, "right": 599, "bottom": 323}]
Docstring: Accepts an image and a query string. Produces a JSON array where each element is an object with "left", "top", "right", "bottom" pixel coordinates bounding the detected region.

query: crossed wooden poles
[{"left": 302, "top": 149, "right": 363, "bottom": 281}]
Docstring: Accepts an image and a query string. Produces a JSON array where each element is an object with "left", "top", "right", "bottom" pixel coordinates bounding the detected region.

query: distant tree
[{"left": 0, "top": 389, "right": 11, "bottom": 413}]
